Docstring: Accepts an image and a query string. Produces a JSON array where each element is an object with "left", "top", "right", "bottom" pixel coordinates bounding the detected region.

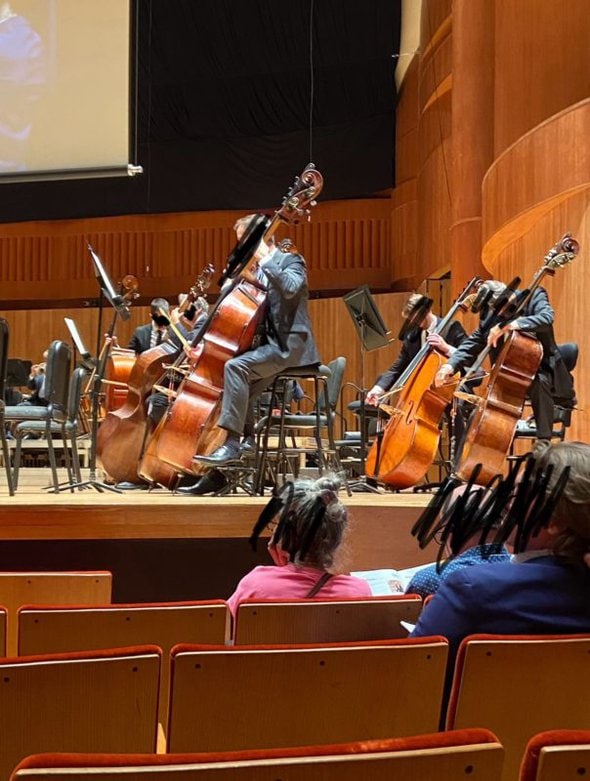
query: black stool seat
[{"left": 255, "top": 359, "right": 345, "bottom": 494}]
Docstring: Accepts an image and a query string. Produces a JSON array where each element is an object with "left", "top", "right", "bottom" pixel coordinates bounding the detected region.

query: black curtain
[{"left": 1, "top": 0, "right": 401, "bottom": 223}]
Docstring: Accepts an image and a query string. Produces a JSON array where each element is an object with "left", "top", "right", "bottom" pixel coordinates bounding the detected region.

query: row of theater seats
[
  {"left": 10, "top": 729, "right": 590, "bottom": 781},
  {"left": 0, "top": 572, "right": 588, "bottom": 780},
  {"left": 1, "top": 637, "right": 589, "bottom": 780}
]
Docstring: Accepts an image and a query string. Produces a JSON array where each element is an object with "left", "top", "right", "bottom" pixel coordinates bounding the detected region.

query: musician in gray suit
[{"left": 194, "top": 214, "right": 320, "bottom": 466}]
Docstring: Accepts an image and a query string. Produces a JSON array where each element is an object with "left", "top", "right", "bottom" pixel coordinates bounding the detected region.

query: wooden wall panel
[
  {"left": 0, "top": 198, "right": 399, "bottom": 304},
  {"left": 482, "top": 98, "right": 590, "bottom": 444},
  {"left": 494, "top": 0, "right": 590, "bottom": 155},
  {"left": 395, "top": 57, "right": 419, "bottom": 186},
  {"left": 417, "top": 90, "right": 453, "bottom": 282},
  {"left": 482, "top": 100, "right": 590, "bottom": 261}
]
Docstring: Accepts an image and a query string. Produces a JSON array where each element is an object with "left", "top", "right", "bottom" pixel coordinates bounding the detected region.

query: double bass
[
  {"left": 96, "top": 267, "right": 214, "bottom": 484},
  {"left": 138, "top": 164, "right": 324, "bottom": 486},
  {"left": 79, "top": 274, "right": 140, "bottom": 434},
  {"left": 454, "top": 233, "right": 578, "bottom": 484},
  {"left": 365, "top": 277, "right": 482, "bottom": 488}
]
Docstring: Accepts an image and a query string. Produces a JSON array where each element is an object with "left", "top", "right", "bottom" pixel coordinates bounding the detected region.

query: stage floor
[{"left": 0, "top": 469, "right": 436, "bottom": 601}]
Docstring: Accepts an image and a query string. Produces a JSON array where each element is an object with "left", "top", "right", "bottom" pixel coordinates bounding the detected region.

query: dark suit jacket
[
  {"left": 447, "top": 287, "right": 574, "bottom": 401},
  {"left": 412, "top": 555, "right": 590, "bottom": 669},
  {"left": 261, "top": 249, "right": 320, "bottom": 366},
  {"left": 127, "top": 323, "right": 154, "bottom": 355},
  {"left": 376, "top": 318, "right": 467, "bottom": 392}
]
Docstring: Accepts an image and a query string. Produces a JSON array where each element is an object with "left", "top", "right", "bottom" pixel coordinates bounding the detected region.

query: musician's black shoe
[
  {"left": 239, "top": 435, "right": 256, "bottom": 457},
  {"left": 115, "top": 481, "right": 150, "bottom": 490},
  {"left": 176, "top": 470, "right": 227, "bottom": 495},
  {"left": 193, "top": 441, "right": 241, "bottom": 466}
]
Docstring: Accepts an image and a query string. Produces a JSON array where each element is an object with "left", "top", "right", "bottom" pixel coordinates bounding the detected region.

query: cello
[
  {"left": 365, "top": 277, "right": 482, "bottom": 489},
  {"left": 454, "top": 233, "right": 578, "bottom": 484},
  {"left": 138, "top": 164, "right": 324, "bottom": 486},
  {"left": 96, "top": 266, "right": 214, "bottom": 484}
]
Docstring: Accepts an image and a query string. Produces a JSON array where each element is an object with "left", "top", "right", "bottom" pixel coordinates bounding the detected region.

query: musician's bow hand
[
  {"left": 365, "top": 384, "right": 384, "bottom": 406},
  {"left": 426, "top": 332, "right": 451, "bottom": 356},
  {"left": 434, "top": 364, "right": 454, "bottom": 387}
]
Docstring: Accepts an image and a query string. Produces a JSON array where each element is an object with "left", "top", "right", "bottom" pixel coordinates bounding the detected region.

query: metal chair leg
[{"left": 0, "top": 431, "right": 14, "bottom": 496}]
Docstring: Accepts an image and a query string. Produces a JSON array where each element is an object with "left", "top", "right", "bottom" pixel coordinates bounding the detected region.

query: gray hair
[
  {"left": 535, "top": 441, "right": 590, "bottom": 562},
  {"left": 268, "top": 475, "right": 348, "bottom": 570}
]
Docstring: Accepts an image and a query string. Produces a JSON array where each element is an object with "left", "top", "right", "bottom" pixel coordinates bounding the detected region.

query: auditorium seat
[
  {"left": 17, "top": 600, "right": 230, "bottom": 731},
  {"left": 446, "top": 634, "right": 590, "bottom": 781},
  {"left": 9, "top": 728, "right": 504, "bottom": 781},
  {"left": 520, "top": 730, "right": 590, "bottom": 781},
  {"left": 167, "top": 637, "right": 448, "bottom": 753},
  {"left": 0, "top": 571, "right": 112, "bottom": 655},
  {"left": 233, "top": 595, "right": 422, "bottom": 644},
  {"left": 0, "top": 645, "right": 161, "bottom": 781},
  {"left": 0, "top": 605, "right": 6, "bottom": 656}
]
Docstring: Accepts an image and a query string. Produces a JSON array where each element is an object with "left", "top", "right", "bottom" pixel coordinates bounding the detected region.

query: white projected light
[{"left": 0, "top": 0, "right": 138, "bottom": 182}]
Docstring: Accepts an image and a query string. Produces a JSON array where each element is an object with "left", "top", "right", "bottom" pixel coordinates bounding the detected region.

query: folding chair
[
  {"left": 446, "top": 634, "right": 590, "bottom": 781},
  {"left": 233, "top": 595, "right": 422, "bottom": 644},
  {"left": 0, "top": 645, "right": 161, "bottom": 780},
  {"left": 0, "top": 570, "right": 112, "bottom": 656},
  {"left": 520, "top": 729, "right": 590, "bottom": 781},
  {"left": 168, "top": 637, "right": 448, "bottom": 752}
]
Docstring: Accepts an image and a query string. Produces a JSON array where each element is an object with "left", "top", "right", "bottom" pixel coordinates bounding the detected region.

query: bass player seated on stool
[
  {"left": 434, "top": 280, "right": 575, "bottom": 459},
  {"left": 365, "top": 292, "right": 467, "bottom": 407},
  {"left": 187, "top": 214, "right": 321, "bottom": 475}
]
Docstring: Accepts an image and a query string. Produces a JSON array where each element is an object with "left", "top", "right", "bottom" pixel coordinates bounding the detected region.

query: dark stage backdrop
[{"left": 1, "top": 0, "right": 400, "bottom": 223}]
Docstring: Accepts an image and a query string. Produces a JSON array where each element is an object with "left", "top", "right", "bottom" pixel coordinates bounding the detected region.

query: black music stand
[
  {"left": 343, "top": 285, "right": 392, "bottom": 492},
  {"left": 64, "top": 246, "right": 129, "bottom": 493}
]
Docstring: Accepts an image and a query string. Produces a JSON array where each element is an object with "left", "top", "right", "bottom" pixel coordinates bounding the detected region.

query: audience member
[
  {"left": 405, "top": 508, "right": 510, "bottom": 599},
  {"left": 227, "top": 475, "right": 371, "bottom": 616},
  {"left": 411, "top": 442, "right": 590, "bottom": 664}
]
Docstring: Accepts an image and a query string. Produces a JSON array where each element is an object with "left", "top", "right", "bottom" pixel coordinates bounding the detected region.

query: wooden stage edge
[{"left": 0, "top": 470, "right": 436, "bottom": 572}]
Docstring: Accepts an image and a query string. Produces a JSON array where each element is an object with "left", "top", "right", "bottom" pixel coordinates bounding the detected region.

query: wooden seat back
[
  {"left": 234, "top": 595, "right": 422, "bottom": 644},
  {"left": 0, "top": 605, "right": 6, "bottom": 656},
  {"left": 168, "top": 637, "right": 448, "bottom": 753},
  {"left": 18, "top": 600, "right": 230, "bottom": 729},
  {"left": 0, "top": 646, "right": 161, "bottom": 781},
  {"left": 446, "top": 635, "right": 590, "bottom": 781},
  {"left": 0, "top": 571, "right": 112, "bottom": 655},
  {"left": 9, "top": 728, "right": 504, "bottom": 781},
  {"left": 520, "top": 730, "right": 590, "bottom": 781}
]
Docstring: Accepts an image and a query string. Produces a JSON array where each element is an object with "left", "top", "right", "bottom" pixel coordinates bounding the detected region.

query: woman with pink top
[{"left": 227, "top": 476, "right": 371, "bottom": 616}]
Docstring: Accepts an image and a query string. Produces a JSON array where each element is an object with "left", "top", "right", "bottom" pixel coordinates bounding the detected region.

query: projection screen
[{"left": 0, "top": 0, "right": 135, "bottom": 182}]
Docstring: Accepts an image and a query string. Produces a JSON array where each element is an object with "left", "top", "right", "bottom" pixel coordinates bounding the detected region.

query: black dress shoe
[
  {"left": 239, "top": 435, "right": 256, "bottom": 457},
  {"left": 193, "top": 441, "right": 241, "bottom": 466},
  {"left": 176, "top": 470, "right": 228, "bottom": 495},
  {"left": 115, "top": 481, "right": 149, "bottom": 490}
]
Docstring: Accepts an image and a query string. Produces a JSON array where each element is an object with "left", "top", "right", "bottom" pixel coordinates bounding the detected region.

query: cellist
[
  {"left": 365, "top": 293, "right": 467, "bottom": 406},
  {"left": 434, "top": 280, "right": 576, "bottom": 457},
  {"left": 186, "top": 213, "right": 320, "bottom": 472}
]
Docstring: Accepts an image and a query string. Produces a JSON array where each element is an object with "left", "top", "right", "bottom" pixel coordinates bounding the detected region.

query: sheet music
[{"left": 64, "top": 316, "right": 90, "bottom": 358}]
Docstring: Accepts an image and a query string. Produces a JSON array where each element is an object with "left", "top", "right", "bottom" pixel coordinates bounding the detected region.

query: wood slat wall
[{"left": 0, "top": 198, "right": 396, "bottom": 306}]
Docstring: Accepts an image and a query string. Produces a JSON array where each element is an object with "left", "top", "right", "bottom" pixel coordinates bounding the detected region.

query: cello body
[
  {"left": 96, "top": 341, "right": 179, "bottom": 483},
  {"left": 455, "top": 330, "right": 542, "bottom": 484},
  {"left": 138, "top": 279, "right": 267, "bottom": 483},
  {"left": 365, "top": 350, "right": 457, "bottom": 488},
  {"left": 104, "top": 348, "right": 136, "bottom": 411}
]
